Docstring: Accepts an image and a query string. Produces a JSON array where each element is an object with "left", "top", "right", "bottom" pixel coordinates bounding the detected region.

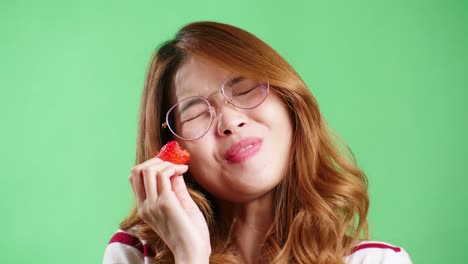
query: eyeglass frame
[{"left": 161, "top": 75, "right": 270, "bottom": 141}]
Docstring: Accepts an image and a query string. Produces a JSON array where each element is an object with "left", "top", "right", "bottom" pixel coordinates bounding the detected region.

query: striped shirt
[{"left": 103, "top": 229, "right": 412, "bottom": 264}]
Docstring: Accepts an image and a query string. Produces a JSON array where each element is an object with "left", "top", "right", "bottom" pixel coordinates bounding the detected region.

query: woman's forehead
[{"left": 173, "top": 57, "right": 230, "bottom": 99}]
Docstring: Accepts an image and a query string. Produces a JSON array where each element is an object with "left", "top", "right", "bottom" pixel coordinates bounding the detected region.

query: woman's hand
[{"left": 129, "top": 158, "right": 211, "bottom": 263}]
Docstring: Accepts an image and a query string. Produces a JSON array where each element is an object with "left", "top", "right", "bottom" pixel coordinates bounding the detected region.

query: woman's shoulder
[
  {"left": 102, "top": 228, "right": 151, "bottom": 264},
  {"left": 345, "top": 240, "right": 413, "bottom": 264}
]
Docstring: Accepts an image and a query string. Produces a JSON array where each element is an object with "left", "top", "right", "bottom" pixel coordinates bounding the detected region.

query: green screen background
[{"left": 1, "top": 0, "right": 467, "bottom": 263}]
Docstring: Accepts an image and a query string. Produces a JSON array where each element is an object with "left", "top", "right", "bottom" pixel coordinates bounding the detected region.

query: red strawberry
[{"left": 156, "top": 141, "right": 190, "bottom": 165}]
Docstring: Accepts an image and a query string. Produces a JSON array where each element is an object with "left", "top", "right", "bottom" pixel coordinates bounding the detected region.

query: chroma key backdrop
[{"left": 1, "top": 0, "right": 466, "bottom": 263}]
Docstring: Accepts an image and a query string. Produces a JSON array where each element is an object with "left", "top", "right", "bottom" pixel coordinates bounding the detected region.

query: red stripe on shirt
[
  {"left": 144, "top": 244, "right": 154, "bottom": 257},
  {"left": 352, "top": 242, "right": 401, "bottom": 253},
  {"left": 108, "top": 232, "right": 144, "bottom": 254}
]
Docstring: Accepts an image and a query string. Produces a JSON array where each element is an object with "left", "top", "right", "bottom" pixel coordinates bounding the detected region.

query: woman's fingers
[
  {"left": 130, "top": 159, "right": 189, "bottom": 203},
  {"left": 127, "top": 159, "right": 210, "bottom": 260},
  {"left": 142, "top": 166, "right": 158, "bottom": 201},
  {"left": 130, "top": 166, "right": 146, "bottom": 206},
  {"left": 174, "top": 164, "right": 189, "bottom": 175},
  {"left": 170, "top": 175, "right": 194, "bottom": 209},
  {"left": 157, "top": 165, "right": 189, "bottom": 196},
  {"left": 142, "top": 161, "right": 173, "bottom": 200},
  {"left": 130, "top": 160, "right": 161, "bottom": 205}
]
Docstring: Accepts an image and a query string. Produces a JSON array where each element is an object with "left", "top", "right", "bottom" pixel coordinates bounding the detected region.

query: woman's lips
[{"left": 224, "top": 137, "right": 263, "bottom": 163}]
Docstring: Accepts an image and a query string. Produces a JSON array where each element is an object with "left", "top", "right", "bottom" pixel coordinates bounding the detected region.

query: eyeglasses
[{"left": 162, "top": 74, "right": 269, "bottom": 141}]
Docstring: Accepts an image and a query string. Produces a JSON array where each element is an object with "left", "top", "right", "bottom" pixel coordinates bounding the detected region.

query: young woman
[{"left": 103, "top": 21, "right": 412, "bottom": 264}]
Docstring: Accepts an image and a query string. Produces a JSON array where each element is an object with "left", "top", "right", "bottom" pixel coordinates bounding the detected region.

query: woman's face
[{"left": 171, "top": 57, "right": 293, "bottom": 203}]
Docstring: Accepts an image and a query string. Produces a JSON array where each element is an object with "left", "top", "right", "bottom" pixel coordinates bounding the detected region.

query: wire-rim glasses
[{"left": 162, "top": 74, "right": 270, "bottom": 141}]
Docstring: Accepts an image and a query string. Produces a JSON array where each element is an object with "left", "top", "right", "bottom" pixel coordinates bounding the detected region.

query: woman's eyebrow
[
  {"left": 224, "top": 76, "right": 245, "bottom": 88},
  {"left": 177, "top": 97, "right": 204, "bottom": 114}
]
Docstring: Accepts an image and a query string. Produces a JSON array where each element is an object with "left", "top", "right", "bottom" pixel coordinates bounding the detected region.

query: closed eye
[{"left": 232, "top": 86, "right": 257, "bottom": 96}]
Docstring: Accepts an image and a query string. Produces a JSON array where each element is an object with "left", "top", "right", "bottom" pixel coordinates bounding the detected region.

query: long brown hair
[{"left": 121, "top": 21, "right": 369, "bottom": 263}]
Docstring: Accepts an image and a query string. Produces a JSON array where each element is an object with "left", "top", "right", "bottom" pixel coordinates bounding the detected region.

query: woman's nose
[{"left": 215, "top": 107, "right": 247, "bottom": 136}]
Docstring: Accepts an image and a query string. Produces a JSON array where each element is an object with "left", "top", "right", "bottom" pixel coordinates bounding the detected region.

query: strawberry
[{"left": 156, "top": 141, "right": 190, "bottom": 165}]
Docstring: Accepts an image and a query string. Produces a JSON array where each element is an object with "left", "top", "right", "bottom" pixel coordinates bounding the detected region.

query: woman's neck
[{"left": 216, "top": 191, "right": 274, "bottom": 264}]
